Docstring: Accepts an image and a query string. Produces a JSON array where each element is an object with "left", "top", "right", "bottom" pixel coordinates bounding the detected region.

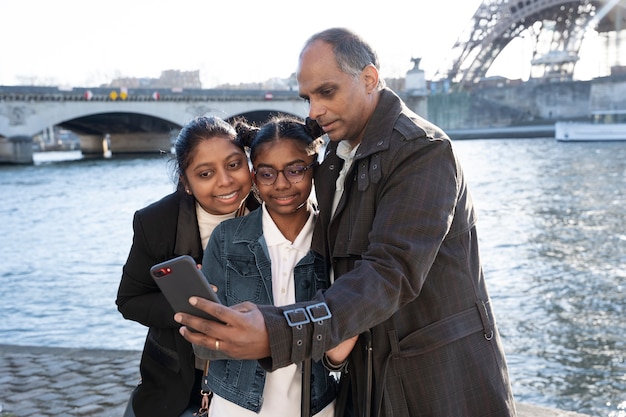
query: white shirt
[
  {"left": 209, "top": 202, "right": 334, "bottom": 417},
  {"left": 331, "top": 141, "right": 360, "bottom": 216},
  {"left": 329, "top": 141, "right": 360, "bottom": 283}
]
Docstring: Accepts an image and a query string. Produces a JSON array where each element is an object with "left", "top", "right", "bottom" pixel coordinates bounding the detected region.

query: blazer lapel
[
  {"left": 312, "top": 141, "right": 342, "bottom": 258},
  {"left": 174, "top": 193, "right": 202, "bottom": 261}
]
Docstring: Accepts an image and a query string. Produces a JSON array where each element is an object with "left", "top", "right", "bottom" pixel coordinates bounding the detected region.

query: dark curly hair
[{"left": 234, "top": 115, "right": 325, "bottom": 164}]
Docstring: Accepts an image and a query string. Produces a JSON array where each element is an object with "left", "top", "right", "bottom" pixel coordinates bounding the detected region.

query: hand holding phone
[{"left": 150, "top": 255, "right": 223, "bottom": 324}]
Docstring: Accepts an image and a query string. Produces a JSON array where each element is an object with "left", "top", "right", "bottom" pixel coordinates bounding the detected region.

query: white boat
[{"left": 555, "top": 110, "right": 626, "bottom": 141}]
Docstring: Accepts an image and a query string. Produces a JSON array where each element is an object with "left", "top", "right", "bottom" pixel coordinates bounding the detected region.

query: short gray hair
[{"left": 301, "top": 27, "right": 386, "bottom": 89}]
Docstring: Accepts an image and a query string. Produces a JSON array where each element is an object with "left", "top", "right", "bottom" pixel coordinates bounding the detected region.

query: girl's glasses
[{"left": 254, "top": 161, "right": 317, "bottom": 186}]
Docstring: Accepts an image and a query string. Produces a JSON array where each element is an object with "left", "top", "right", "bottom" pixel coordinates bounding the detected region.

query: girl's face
[
  {"left": 253, "top": 138, "right": 315, "bottom": 218},
  {"left": 184, "top": 136, "right": 252, "bottom": 215}
]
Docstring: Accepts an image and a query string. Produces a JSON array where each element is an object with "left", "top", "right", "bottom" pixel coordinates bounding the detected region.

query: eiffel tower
[{"left": 434, "top": 0, "right": 626, "bottom": 89}]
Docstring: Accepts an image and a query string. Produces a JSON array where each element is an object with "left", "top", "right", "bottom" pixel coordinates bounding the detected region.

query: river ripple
[{"left": 0, "top": 138, "right": 624, "bottom": 416}]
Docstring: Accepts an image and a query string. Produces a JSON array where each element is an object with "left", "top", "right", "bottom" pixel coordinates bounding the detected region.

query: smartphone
[{"left": 150, "top": 255, "right": 223, "bottom": 324}]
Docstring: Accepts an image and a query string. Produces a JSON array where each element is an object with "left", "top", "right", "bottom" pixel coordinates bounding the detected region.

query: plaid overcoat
[{"left": 260, "top": 89, "right": 517, "bottom": 416}]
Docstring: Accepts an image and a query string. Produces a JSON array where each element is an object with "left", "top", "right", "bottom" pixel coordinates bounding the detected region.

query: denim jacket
[{"left": 200, "top": 207, "right": 337, "bottom": 414}]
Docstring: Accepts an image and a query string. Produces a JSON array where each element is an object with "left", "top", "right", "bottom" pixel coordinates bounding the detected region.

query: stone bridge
[{"left": 0, "top": 86, "right": 310, "bottom": 163}]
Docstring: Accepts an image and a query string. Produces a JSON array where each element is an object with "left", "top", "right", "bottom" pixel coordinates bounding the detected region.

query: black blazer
[{"left": 116, "top": 189, "right": 258, "bottom": 417}]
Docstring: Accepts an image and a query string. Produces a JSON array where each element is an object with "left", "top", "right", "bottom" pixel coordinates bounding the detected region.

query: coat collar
[
  {"left": 353, "top": 88, "right": 402, "bottom": 160},
  {"left": 174, "top": 190, "right": 203, "bottom": 260},
  {"left": 231, "top": 207, "right": 264, "bottom": 244},
  {"left": 354, "top": 88, "right": 437, "bottom": 161}
]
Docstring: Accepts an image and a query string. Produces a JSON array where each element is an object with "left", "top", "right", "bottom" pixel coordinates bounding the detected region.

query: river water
[{"left": 0, "top": 138, "right": 624, "bottom": 416}]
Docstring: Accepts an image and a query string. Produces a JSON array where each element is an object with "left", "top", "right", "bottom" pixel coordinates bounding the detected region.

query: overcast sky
[{"left": 0, "top": 0, "right": 606, "bottom": 88}]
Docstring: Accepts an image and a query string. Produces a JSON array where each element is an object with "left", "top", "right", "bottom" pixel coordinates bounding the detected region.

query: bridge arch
[
  {"left": 0, "top": 87, "right": 309, "bottom": 137},
  {"left": 0, "top": 88, "right": 310, "bottom": 163}
]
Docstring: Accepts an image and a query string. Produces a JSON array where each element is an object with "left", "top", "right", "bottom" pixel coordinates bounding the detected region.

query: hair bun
[
  {"left": 234, "top": 121, "right": 260, "bottom": 147},
  {"left": 304, "top": 117, "right": 325, "bottom": 139}
]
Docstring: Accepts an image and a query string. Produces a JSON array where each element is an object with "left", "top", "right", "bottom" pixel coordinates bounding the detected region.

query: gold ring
[{"left": 215, "top": 339, "right": 220, "bottom": 350}]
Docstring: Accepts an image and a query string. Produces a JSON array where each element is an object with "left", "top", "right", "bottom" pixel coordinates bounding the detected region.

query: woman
[
  {"left": 199, "top": 116, "right": 338, "bottom": 416},
  {"left": 116, "top": 115, "right": 258, "bottom": 417}
]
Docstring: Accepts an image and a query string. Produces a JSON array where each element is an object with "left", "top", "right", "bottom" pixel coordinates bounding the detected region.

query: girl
[
  {"left": 116, "top": 115, "right": 258, "bottom": 417},
  {"left": 200, "top": 115, "right": 337, "bottom": 416}
]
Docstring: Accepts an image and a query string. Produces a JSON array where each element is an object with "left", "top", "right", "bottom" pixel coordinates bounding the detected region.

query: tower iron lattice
[{"left": 434, "top": 0, "right": 626, "bottom": 89}]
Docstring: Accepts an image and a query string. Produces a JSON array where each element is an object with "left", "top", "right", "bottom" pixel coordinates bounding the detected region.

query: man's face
[{"left": 297, "top": 40, "right": 371, "bottom": 146}]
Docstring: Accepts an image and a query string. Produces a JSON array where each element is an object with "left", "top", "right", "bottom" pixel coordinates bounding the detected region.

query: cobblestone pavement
[
  {"left": 0, "top": 344, "right": 593, "bottom": 417},
  {"left": 0, "top": 344, "right": 140, "bottom": 417}
]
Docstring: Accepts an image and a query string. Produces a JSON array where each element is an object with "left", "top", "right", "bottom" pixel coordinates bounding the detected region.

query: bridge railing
[{"left": 0, "top": 85, "right": 302, "bottom": 102}]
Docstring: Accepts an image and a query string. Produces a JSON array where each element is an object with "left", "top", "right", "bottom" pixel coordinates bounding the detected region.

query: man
[{"left": 176, "top": 27, "right": 517, "bottom": 416}]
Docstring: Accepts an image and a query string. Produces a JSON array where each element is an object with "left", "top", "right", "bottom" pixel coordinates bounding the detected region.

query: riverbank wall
[{"left": 400, "top": 73, "right": 626, "bottom": 138}]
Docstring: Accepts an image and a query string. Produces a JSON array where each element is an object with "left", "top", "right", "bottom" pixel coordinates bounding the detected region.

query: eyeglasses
[{"left": 254, "top": 161, "right": 317, "bottom": 186}]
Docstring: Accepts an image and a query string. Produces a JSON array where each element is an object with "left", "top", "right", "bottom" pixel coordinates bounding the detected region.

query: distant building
[
  {"left": 214, "top": 73, "right": 298, "bottom": 91},
  {"left": 104, "top": 68, "right": 406, "bottom": 92},
  {"left": 105, "top": 70, "right": 202, "bottom": 89},
  {"left": 155, "top": 70, "right": 201, "bottom": 89}
]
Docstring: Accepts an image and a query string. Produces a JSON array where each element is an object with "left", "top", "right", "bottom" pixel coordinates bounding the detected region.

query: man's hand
[{"left": 175, "top": 297, "right": 271, "bottom": 360}]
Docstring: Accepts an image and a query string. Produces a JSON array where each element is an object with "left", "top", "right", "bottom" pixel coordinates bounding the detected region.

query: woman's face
[
  {"left": 184, "top": 135, "right": 252, "bottom": 215},
  {"left": 252, "top": 138, "right": 315, "bottom": 218}
]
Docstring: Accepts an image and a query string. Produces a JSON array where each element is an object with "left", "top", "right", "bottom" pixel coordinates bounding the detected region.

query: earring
[
  {"left": 251, "top": 184, "right": 262, "bottom": 202},
  {"left": 185, "top": 188, "right": 192, "bottom": 195}
]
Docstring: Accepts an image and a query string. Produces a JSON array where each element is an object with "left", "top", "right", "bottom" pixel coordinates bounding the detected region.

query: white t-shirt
[
  {"left": 196, "top": 202, "right": 243, "bottom": 249},
  {"left": 209, "top": 202, "right": 334, "bottom": 417}
]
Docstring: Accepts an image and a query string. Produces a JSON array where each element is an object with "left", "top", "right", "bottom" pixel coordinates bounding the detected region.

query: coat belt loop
[
  {"left": 476, "top": 300, "right": 494, "bottom": 340},
  {"left": 301, "top": 358, "right": 312, "bottom": 417},
  {"left": 362, "top": 330, "right": 373, "bottom": 417}
]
